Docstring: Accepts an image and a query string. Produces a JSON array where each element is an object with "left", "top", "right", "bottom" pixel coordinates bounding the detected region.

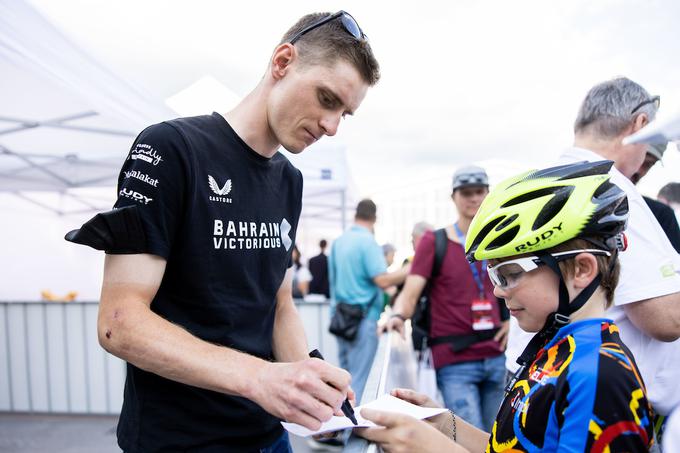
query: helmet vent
[
  {"left": 593, "top": 180, "right": 614, "bottom": 198},
  {"left": 501, "top": 187, "right": 567, "bottom": 208},
  {"left": 495, "top": 214, "right": 518, "bottom": 232},
  {"left": 532, "top": 186, "right": 574, "bottom": 230},
  {"left": 467, "top": 216, "right": 505, "bottom": 254},
  {"left": 486, "top": 225, "right": 520, "bottom": 250}
]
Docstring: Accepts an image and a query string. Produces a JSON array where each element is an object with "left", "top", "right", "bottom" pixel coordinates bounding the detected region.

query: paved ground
[{"left": 0, "top": 413, "right": 316, "bottom": 453}]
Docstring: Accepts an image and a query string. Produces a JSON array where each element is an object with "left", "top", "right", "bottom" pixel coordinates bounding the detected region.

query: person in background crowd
[
  {"left": 630, "top": 142, "right": 680, "bottom": 252},
  {"left": 381, "top": 243, "right": 399, "bottom": 308},
  {"left": 382, "top": 243, "right": 396, "bottom": 267},
  {"left": 658, "top": 182, "right": 680, "bottom": 219},
  {"left": 384, "top": 222, "right": 433, "bottom": 310},
  {"left": 385, "top": 166, "right": 508, "bottom": 431},
  {"left": 65, "top": 10, "right": 380, "bottom": 452},
  {"left": 329, "top": 199, "right": 409, "bottom": 403},
  {"left": 308, "top": 239, "right": 330, "bottom": 298},
  {"left": 411, "top": 221, "right": 434, "bottom": 257},
  {"left": 292, "top": 245, "right": 313, "bottom": 298}
]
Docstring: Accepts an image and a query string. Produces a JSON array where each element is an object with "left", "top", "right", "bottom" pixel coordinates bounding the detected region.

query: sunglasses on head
[
  {"left": 631, "top": 95, "right": 660, "bottom": 115},
  {"left": 289, "top": 11, "right": 365, "bottom": 45},
  {"left": 457, "top": 174, "right": 487, "bottom": 185},
  {"left": 488, "top": 249, "right": 611, "bottom": 290}
]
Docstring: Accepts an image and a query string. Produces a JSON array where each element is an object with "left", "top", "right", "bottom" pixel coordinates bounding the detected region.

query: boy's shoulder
[{"left": 564, "top": 321, "right": 644, "bottom": 387}]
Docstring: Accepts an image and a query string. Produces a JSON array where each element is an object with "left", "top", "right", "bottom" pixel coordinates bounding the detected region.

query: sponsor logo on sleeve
[
  {"left": 119, "top": 188, "right": 153, "bottom": 205},
  {"left": 660, "top": 263, "right": 677, "bottom": 278},
  {"left": 212, "top": 217, "right": 293, "bottom": 251},
  {"left": 128, "top": 143, "right": 163, "bottom": 166},
  {"left": 208, "top": 175, "right": 232, "bottom": 203},
  {"left": 124, "top": 170, "right": 159, "bottom": 187}
]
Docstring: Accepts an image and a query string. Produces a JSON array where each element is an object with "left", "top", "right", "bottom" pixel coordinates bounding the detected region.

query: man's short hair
[
  {"left": 574, "top": 77, "right": 658, "bottom": 138},
  {"left": 659, "top": 182, "right": 680, "bottom": 204},
  {"left": 319, "top": 239, "right": 328, "bottom": 249},
  {"left": 412, "top": 221, "right": 433, "bottom": 237},
  {"left": 382, "top": 243, "right": 396, "bottom": 255},
  {"left": 280, "top": 12, "right": 380, "bottom": 86},
  {"left": 355, "top": 198, "right": 377, "bottom": 221}
]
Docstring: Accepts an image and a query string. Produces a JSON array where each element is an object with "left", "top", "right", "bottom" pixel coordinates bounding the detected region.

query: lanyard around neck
[{"left": 454, "top": 222, "right": 487, "bottom": 298}]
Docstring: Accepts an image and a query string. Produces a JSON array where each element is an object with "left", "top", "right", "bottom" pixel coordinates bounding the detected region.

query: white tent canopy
[
  {"left": 0, "top": 0, "right": 354, "bottom": 300},
  {"left": 0, "top": 0, "right": 174, "bottom": 214}
]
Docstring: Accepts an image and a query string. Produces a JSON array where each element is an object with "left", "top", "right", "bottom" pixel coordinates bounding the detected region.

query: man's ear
[
  {"left": 270, "top": 43, "right": 296, "bottom": 80},
  {"left": 632, "top": 111, "right": 650, "bottom": 132},
  {"left": 572, "top": 253, "right": 599, "bottom": 289}
]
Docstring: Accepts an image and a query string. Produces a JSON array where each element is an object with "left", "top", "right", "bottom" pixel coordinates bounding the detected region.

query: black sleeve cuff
[{"left": 64, "top": 205, "right": 147, "bottom": 254}]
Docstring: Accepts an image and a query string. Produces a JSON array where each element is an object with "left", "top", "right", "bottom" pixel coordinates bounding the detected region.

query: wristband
[
  {"left": 449, "top": 410, "right": 457, "bottom": 441},
  {"left": 390, "top": 313, "right": 407, "bottom": 322}
]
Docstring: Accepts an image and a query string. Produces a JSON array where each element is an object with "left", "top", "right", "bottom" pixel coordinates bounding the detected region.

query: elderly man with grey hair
[
  {"left": 505, "top": 78, "right": 680, "bottom": 441},
  {"left": 411, "top": 221, "right": 434, "bottom": 252}
]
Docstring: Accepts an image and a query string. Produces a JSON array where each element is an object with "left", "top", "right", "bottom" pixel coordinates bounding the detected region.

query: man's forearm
[
  {"left": 393, "top": 290, "right": 418, "bottom": 319},
  {"left": 272, "top": 296, "right": 309, "bottom": 362},
  {"left": 623, "top": 292, "right": 680, "bottom": 342},
  {"left": 374, "top": 265, "right": 410, "bottom": 288}
]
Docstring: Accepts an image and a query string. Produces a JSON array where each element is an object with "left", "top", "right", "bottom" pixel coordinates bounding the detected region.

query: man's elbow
[
  {"left": 650, "top": 296, "right": 680, "bottom": 341},
  {"left": 623, "top": 293, "right": 680, "bottom": 342},
  {"left": 97, "top": 306, "right": 137, "bottom": 357}
]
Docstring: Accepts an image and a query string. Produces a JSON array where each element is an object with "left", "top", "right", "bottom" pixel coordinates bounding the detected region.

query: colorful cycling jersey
[{"left": 488, "top": 318, "right": 653, "bottom": 452}]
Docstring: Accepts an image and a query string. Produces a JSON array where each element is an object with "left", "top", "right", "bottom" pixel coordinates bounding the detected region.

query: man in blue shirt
[{"left": 329, "top": 199, "right": 409, "bottom": 402}]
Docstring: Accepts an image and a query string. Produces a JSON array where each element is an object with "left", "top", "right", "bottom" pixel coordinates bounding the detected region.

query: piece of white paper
[{"left": 281, "top": 393, "right": 447, "bottom": 437}]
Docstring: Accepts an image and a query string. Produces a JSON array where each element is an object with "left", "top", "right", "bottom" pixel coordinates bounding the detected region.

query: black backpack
[{"left": 411, "top": 228, "right": 448, "bottom": 351}]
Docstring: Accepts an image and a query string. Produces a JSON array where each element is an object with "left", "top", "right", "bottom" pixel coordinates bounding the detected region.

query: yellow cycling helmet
[{"left": 465, "top": 160, "right": 628, "bottom": 262}]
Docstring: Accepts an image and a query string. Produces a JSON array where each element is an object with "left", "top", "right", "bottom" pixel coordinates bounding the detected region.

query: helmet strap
[
  {"left": 539, "top": 252, "right": 603, "bottom": 319},
  {"left": 506, "top": 251, "right": 602, "bottom": 396}
]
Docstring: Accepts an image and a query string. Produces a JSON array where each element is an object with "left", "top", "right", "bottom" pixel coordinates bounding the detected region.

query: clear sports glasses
[{"left": 488, "top": 249, "right": 611, "bottom": 290}]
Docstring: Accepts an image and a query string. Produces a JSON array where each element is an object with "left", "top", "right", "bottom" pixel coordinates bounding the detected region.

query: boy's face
[
  {"left": 268, "top": 58, "right": 368, "bottom": 153},
  {"left": 492, "top": 263, "right": 560, "bottom": 332}
]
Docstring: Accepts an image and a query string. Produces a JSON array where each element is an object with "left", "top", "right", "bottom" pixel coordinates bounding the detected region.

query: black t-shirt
[
  {"left": 308, "top": 253, "right": 329, "bottom": 297},
  {"left": 112, "top": 113, "right": 303, "bottom": 452},
  {"left": 644, "top": 195, "right": 680, "bottom": 253}
]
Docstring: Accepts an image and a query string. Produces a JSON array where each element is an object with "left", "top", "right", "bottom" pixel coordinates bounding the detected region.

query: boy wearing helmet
[{"left": 358, "top": 160, "right": 653, "bottom": 452}]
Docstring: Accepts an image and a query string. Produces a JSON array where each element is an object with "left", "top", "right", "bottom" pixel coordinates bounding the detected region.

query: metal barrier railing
[
  {"left": 344, "top": 330, "right": 418, "bottom": 453},
  {"left": 1, "top": 300, "right": 125, "bottom": 413},
  {"left": 0, "top": 299, "right": 339, "bottom": 414}
]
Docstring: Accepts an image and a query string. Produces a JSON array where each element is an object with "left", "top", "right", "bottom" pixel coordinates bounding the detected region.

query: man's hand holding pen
[
  {"left": 248, "top": 356, "right": 353, "bottom": 431},
  {"left": 309, "top": 349, "right": 358, "bottom": 425}
]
